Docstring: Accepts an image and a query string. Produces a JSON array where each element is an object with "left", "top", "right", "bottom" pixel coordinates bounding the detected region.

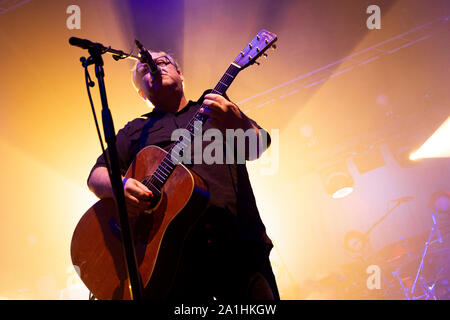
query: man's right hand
[
  {"left": 88, "top": 166, "right": 154, "bottom": 217},
  {"left": 122, "top": 177, "right": 153, "bottom": 217}
]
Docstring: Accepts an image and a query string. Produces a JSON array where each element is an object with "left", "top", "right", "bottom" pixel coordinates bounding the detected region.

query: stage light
[
  {"left": 352, "top": 147, "right": 386, "bottom": 174},
  {"left": 388, "top": 138, "right": 420, "bottom": 168},
  {"left": 410, "top": 116, "right": 450, "bottom": 161},
  {"left": 332, "top": 186, "right": 354, "bottom": 199},
  {"left": 428, "top": 190, "right": 450, "bottom": 214},
  {"left": 321, "top": 163, "right": 354, "bottom": 199}
]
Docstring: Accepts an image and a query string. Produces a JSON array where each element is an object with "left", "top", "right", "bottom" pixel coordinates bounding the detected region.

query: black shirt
[{"left": 89, "top": 93, "right": 273, "bottom": 247}]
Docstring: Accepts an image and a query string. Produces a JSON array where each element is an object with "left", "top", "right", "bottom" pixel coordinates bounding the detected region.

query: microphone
[
  {"left": 135, "top": 39, "right": 161, "bottom": 76},
  {"left": 69, "top": 37, "right": 106, "bottom": 51},
  {"left": 69, "top": 37, "right": 140, "bottom": 62}
]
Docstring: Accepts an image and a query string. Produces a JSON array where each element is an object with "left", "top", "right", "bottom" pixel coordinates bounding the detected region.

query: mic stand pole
[
  {"left": 84, "top": 47, "right": 143, "bottom": 300},
  {"left": 365, "top": 199, "right": 403, "bottom": 236}
]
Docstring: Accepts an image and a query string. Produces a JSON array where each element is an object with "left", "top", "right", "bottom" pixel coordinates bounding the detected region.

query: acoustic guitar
[{"left": 71, "top": 29, "right": 278, "bottom": 300}]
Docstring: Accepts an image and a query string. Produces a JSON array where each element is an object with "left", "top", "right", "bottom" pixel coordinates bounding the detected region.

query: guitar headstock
[{"left": 233, "top": 29, "right": 278, "bottom": 69}]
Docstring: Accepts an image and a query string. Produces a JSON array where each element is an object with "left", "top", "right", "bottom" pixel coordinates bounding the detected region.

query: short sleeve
[
  {"left": 248, "top": 118, "right": 271, "bottom": 149},
  {"left": 86, "top": 122, "right": 135, "bottom": 186},
  {"left": 226, "top": 94, "right": 271, "bottom": 149}
]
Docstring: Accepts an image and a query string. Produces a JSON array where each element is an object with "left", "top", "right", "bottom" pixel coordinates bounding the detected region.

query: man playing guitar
[{"left": 85, "top": 45, "right": 279, "bottom": 300}]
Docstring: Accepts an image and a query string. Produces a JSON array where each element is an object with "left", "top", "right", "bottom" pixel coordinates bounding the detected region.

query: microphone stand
[{"left": 80, "top": 46, "right": 143, "bottom": 300}]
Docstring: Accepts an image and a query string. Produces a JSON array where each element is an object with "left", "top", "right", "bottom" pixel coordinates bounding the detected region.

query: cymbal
[{"left": 372, "top": 234, "right": 427, "bottom": 272}]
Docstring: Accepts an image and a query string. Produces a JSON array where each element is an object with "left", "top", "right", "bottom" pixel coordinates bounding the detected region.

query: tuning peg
[
  {"left": 249, "top": 43, "right": 253, "bottom": 49},
  {"left": 254, "top": 60, "right": 260, "bottom": 66},
  {"left": 257, "top": 35, "right": 261, "bottom": 41},
  {"left": 263, "top": 53, "right": 268, "bottom": 58},
  {"left": 272, "top": 44, "right": 277, "bottom": 50}
]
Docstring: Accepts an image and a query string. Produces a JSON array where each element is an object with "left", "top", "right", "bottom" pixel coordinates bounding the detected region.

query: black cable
[{"left": 84, "top": 59, "right": 112, "bottom": 177}]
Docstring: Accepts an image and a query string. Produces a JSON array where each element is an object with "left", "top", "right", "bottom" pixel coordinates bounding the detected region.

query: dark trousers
[{"left": 168, "top": 207, "right": 279, "bottom": 301}]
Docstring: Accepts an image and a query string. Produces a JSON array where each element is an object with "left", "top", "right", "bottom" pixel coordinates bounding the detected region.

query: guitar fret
[
  {"left": 155, "top": 167, "right": 167, "bottom": 181},
  {"left": 151, "top": 176, "right": 160, "bottom": 185},
  {"left": 152, "top": 172, "right": 164, "bottom": 184},
  {"left": 221, "top": 74, "right": 234, "bottom": 84},
  {"left": 172, "top": 144, "right": 182, "bottom": 152},
  {"left": 175, "top": 143, "right": 188, "bottom": 156},
  {"left": 170, "top": 153, "right": 181, "bottom": 164},
  {"left": 158, "top": 165, "right": 170, "bottom": 175},
  {"left": 165, "top": 157, "right": 174, "bottom": 165},
  {"left": 142, "top": 177, "right": 151, "bottom": 187},
  {"left": 156, "top": 171, "right": 168, "bottom": 180},
  {"left": 159, "top": 162, "right": 169, "bottom": 170},
  {"left": 178, "top": 141, "right": 189, "bottom": 149},
  {"left": 214, "top": 87, "right": 225, "bottom": 95},
  {"left": 163, "top": 156, "right": 175, "bottom": 167},
  {"left": 151, "top": 178, "right": 161, "bottom": 189},
  {"left": 180, "top": 134, "right": 191, "bottom": 142},
  {"left": 160, "top": 162, "right": 171, "bottom": 172}
]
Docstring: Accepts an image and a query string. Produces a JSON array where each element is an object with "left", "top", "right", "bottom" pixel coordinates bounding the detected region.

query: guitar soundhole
[
  {"left": 146, "top": 183, "right": 162, "bottom": 212},
  {"left": 135, "top": 191, "right": 167, "bottom": 251}
]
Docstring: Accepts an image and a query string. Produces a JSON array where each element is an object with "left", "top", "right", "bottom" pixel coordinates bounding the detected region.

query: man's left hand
[{"left": 200, "top": 93, "right": 254, "bottom": 133}]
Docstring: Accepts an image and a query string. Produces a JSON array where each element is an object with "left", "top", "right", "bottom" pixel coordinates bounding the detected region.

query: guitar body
[{"left": 71, "top": 145, "right": 209, "bottom": 300}]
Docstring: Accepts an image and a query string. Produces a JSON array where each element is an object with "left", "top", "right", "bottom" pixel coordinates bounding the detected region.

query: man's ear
[{"left": 177, "top": 69, "right": 184, "bottom": 82}]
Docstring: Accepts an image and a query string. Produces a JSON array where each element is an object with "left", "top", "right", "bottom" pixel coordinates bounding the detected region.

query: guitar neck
[
  {"left": 211, "top": 63, "right": 242, "bottom": 96},
  {"left": 188, "top": 62, "right": 242, "bottom": 130},
  {"left": 147, "top": 63, "right": 242, "bottom": 190}
]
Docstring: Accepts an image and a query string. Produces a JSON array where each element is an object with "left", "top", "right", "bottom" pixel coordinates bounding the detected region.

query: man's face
[{"left": 133, "top": 52, "right": 184, "bottom": 102}]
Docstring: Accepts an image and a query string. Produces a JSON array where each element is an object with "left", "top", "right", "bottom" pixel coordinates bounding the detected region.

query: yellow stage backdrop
[{"left": 0, "top": 0, "right": 449, "bottom": 299}]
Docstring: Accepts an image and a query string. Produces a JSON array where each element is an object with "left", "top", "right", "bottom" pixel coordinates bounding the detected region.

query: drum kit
[
  {"left": 378, "top": 210, "right": 450, "bottom": 300},
  {"left": 336, "top": 195, "right": 450, "bottom": 300}
]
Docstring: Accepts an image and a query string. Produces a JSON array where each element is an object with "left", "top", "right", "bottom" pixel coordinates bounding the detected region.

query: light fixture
[
  {"left": 428, "top": 190, "right": 450, "bottom": 214},
  {"left": 352, "top": 146, "right": 386, "bottom": 174},
  {"left": 321, "top": 162, "right": 354, "bottom": 199}
]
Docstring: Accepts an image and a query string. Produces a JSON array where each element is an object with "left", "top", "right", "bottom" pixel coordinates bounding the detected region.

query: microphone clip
[{"left": 135, "top": 39, "right": 161, "bottom": 76}]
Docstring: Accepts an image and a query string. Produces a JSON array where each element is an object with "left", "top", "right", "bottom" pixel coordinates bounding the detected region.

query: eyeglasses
[
  {"left": 137, "top": 55, "right": 175, "bottom": 75},
  {"left": 154, "top": 56, "right": 173, "bottom": 67}
]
